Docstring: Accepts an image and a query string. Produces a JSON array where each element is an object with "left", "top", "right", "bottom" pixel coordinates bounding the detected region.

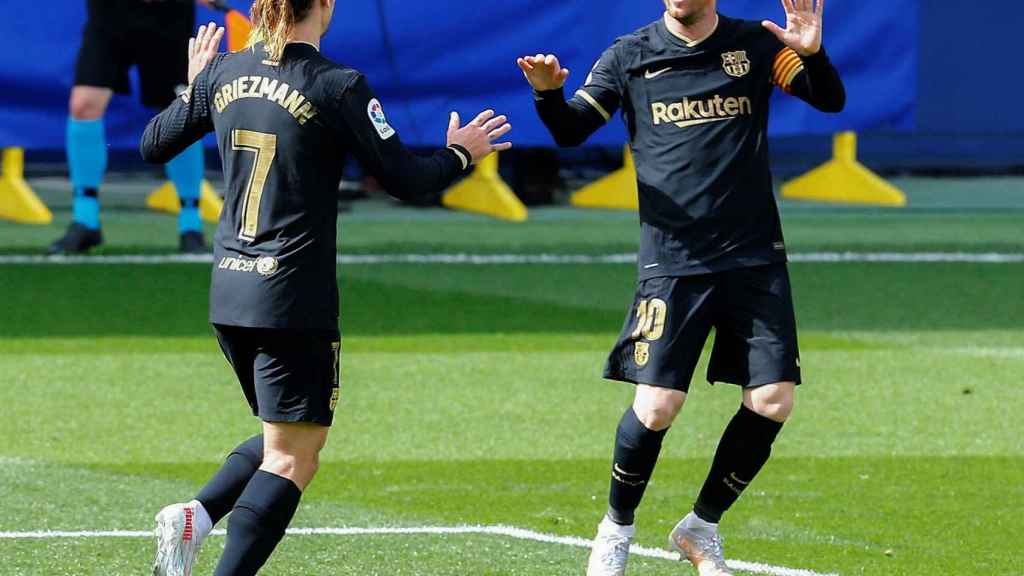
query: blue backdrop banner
[{"left": 0, "top": 1, "right": 916, "bottom": 150}]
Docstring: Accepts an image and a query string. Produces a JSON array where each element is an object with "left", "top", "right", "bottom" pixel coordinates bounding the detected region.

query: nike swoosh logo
[
  {"left": 728, "top": 473, "right": 750, "bottom": 485},
  {"left": 673, "top": 117, "right": 733, "bottom": 128},
  {"left": 612, "top": 464, "right": 647, "bottom": 487},
  {"left": 613, "top": 463, "right": 642, "bottom": 477},
  {"left": 645, "top": 67, "right": 672, "bottom": 80}
]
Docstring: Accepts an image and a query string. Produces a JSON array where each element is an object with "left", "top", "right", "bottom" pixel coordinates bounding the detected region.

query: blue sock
[
  {"left": 66, "top": 118, "right": 107, "bottom": 230},
  {"left": 165, "top": 141, "right": 204, "bottom": 233}
]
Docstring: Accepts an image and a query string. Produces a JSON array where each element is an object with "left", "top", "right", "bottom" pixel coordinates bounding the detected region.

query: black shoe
[
  {"left": 49, "top": 222, "right": 103, "bottom": 255},
  {"left": 179, "top": 230, "right": 207, "bottom": 254}
]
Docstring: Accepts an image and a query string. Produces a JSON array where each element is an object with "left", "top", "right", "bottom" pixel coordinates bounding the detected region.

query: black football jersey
[
  {"left": 141, "top": 42, "right": 469, "bottom": 332},
  {"left": 536, "top": 14, "right": 844, "bottom": 279}
]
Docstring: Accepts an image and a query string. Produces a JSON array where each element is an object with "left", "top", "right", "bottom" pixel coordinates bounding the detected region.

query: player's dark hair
[{"left": 248, "top": 0, "right": 315, "bottom": 62}]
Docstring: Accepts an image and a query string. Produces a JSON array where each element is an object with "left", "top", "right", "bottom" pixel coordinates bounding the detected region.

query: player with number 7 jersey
[{"left": 140, "top": 3, "right": 511, "bottom": 574}]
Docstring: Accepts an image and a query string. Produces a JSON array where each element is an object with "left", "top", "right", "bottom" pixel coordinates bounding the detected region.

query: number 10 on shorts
[{"left": 631, "top": 298, "right": 666, "bottom": 367}]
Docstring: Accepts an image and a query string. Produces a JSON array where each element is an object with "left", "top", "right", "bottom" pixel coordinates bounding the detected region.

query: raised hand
[
  {"left": 446, "top": 109, "right": 513, "bottom": 164},
  {"left": 516, "top": 54, "right": 570, "bottom": 92},
  {"left": 188, "top": 22, "right": 224, "bottom": 85},
  {"left": 762, "top": 0, "right": 824, "bottom": 57}
]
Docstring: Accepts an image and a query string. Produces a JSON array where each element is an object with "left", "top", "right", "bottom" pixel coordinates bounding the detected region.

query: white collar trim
[{"left": 287, "top": 40, "right": 320, "bottom": 52}]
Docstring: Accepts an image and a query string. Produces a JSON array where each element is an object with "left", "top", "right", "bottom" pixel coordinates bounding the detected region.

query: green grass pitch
[{"left": 0, "top": 181, "right": 1022, "bottom": 575}]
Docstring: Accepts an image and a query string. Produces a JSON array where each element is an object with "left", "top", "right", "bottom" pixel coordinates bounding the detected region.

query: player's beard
[{"left": 663, "top": 0, "right": 714, "bottom": 26}]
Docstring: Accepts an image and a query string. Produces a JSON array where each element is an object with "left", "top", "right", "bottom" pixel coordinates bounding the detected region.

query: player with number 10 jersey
[{"left": 518, "top": 1, "right": 845, "bottom": 574}]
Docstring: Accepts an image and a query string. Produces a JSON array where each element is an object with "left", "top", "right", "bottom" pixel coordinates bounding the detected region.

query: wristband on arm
[{"left": 447, "top": 143, "right": 472, "bottom": 170}]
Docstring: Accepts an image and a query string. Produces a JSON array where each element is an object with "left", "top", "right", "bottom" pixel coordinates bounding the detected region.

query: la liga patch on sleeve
[{"left": 367, "top": 98, "right": 396, "bottom": 140}]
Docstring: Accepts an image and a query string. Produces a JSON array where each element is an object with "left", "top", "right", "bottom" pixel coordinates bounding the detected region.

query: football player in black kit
[
  {"left": 54, "top": 0, "right": 213, "bottom": 255},
  {"left": 518, "top": 1, "right": 844, "bottom": 574},
  {"left": 140, "top": 1, "right": 511, "bottom": 574}
]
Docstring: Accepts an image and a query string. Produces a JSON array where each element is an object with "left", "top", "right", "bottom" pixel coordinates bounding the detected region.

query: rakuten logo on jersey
[{"left": 651, "top": 95, "right": 752, "bottom": 128}]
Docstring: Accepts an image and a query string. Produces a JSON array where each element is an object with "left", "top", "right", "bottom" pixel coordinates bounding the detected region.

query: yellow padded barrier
[
  {"left": 570, "top": 145, "right": 638, "bottom": 210},
  {"left": 442, "top": 152, "right": 528, "bottom": 222},
  {"left": 147, "top": 180, "right": 223, "bottom": 223},
  {"left": 782, "top": 132, "right": 906, "bottom": 207},
  {"left": 0, "top": 148, "right": 52, "bottom": 224}
]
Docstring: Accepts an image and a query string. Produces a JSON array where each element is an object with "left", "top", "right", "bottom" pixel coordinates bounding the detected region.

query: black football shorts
[
  {"left": 214, "top": 324, "right": 342, "bottom": 427},
  {"left": 604, "top": 263, "right": 801, "bottom": 392},
  {"left": 73, "top": 0, "right": 194, "bottom": 108}
]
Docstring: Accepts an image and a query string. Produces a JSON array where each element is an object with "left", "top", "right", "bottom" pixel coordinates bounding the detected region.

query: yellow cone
[
  {"left": 442, "top": 152, "right": 528, "bottom": 222},
  {"left": 571, "top": 145, "right": 638, "bottom": 210},
  {"left": 0, "top": 148, "right": 52, "bottom": 224},
  {"left": 146, "top": 180, "right": 223, "bottom": 222},
  {"left": 782, "top": 132, "right": 906, "bottom": 207}
]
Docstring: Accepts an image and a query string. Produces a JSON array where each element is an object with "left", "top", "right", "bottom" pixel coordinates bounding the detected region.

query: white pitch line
[
  {"left": 0, "top": 252, "right": 1020, "bottom": 265},
  {"left": 788, "top": 252, "right": 1024, "bottom": 263},
  {"left": 0, "top": 524, "right": 837, "bottom": 576}
]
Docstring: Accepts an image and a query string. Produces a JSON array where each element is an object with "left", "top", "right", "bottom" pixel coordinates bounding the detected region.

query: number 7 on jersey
[{"left": 231, "top": 129, "right": 277, "bottom": 242}]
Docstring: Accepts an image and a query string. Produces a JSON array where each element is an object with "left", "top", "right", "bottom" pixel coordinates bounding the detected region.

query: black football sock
[
  {"left": 213, "top": 470, "right": 302, "bottom": 576},
  {"left": 693, "top": 405, "right": 784, "bottom": 523},
  {"left": 196, "top": 434, "right": 264, "bottom": 525},
  {"left": 607, "top": 407, "right": 669, "bottom": 526}
]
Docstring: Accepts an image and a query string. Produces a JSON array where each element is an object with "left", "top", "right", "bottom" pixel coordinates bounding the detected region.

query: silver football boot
[
  {"left": 668, "top": 512, "right": 734, "bottom": 576},
  {"left": 586, "top": 515, "right": 635, "bottom": 576},
  {"left": 152, "top": 502, "right": 207, "bottom": 576}
]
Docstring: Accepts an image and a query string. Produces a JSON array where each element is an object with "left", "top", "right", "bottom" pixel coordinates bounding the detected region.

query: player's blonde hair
[{"left": 247, "top": 0, "right": 314, "bottom": 62}]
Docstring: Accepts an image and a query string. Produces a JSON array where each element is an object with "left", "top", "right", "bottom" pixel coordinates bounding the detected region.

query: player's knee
[
  {"left": 746, "top": 382, "right": 795, "bottom": 423},
  {"left": 752, "top": 398, "right": 792, "bottom": 422},
  {"left": 69, "top": 93, "right": 106, "bottom": 120},
  {"left": 262, "top": 450, "right": 320, "bottom": 485},
  {"left": 633, "top": 385, "right": 686, "bottom": 431},
  {"left": 305, "top": 452, "right": 321, "bottom": 478}
]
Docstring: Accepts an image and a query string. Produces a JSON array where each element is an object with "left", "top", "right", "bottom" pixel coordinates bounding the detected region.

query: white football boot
[
  {"left": 152, "top": 501, "right": 210, "bottom": 576},
  {"left": 668, "top": 512, "right": 733, "bottom": 576},
  {"left": 586, "top": 515, "right": 635, "bottom": 576}
]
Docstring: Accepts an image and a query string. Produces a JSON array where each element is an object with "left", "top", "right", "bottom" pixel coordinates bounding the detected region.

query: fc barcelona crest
[
  {"left": 634, "top": 342, "right": 650, "bottom": 367},
  {"left": 721, "top": 51, "right": 751, "bottom": 78}
]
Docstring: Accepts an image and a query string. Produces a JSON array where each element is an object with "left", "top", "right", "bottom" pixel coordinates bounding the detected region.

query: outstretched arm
[
  {"left": 140, "top": 22, "right": 224, "bottom": 162},
  {"left": 518, "top": 52, "right": 622, "bottom": 147},
  {"left": 337, "top": 75, "right": 512, "bottom": 204},
  {"left": 763, "top": 0, "right": 846, "bottom": 113}
]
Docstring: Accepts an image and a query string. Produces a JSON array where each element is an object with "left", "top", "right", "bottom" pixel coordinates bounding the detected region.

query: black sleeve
[
  {"left": 140, "top": 63, "right": 216, "bottom": 164},
  {"left": 771, "top": 46, "right": 846, "bottom": 113},
  {"left": 534, "top": 44, "right": 625, "bottom": 147},
  {"left": 335, "top": 74, "right": 469, "bottom": 204}
]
